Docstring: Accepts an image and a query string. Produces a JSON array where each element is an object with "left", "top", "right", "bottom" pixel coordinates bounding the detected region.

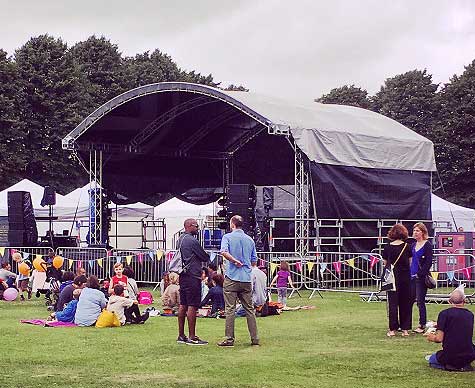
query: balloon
[
  {"left": 52, "top": 256, "right": 64, "bottom": 269},
  {"left": 18, "top": 262, "right": 30, "bottom": 276},
  {"left": 33, "top": 258, "right": 46, "bottom": 272},
  {"left": 3, "top": 288, "right": 18, "bottom": 301}
]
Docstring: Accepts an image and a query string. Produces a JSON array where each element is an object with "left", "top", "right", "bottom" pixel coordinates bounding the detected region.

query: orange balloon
[
  {"left": 52, "top": 256, "right": 64, "bottom": 269},
  {"left": 33, "top": 258, "right": 46, "bottom": 272},
  {"left": 18, "top": 262, "right": 30, "bottom": 276}
]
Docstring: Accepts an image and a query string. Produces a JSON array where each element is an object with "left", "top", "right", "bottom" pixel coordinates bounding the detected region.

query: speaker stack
[
  {"left": 224, "top": 184, "right": 257, "bottom": 236},
  {"left": 7, "top": 191, "right": 38, "bottom": 246}
]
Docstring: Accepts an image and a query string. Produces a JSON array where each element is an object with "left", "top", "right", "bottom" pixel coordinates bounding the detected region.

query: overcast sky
[{"left": 1, "top": 0, "right": 474, "bottom": 101}]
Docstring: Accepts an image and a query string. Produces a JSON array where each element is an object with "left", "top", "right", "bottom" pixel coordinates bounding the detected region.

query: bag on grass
[
  {"left": 95, "top": 309, "right": 120, "bottom": 328},
  {"left": 138, "top": 290, "right": 153, "bottom": 305}
]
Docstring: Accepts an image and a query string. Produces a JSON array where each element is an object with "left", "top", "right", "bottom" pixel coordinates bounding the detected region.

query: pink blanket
[{"left": 20, "top": 319, "right": 78, "bottom": 327}]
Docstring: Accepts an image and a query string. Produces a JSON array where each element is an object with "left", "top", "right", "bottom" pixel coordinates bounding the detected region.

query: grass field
[{"left": 1, "top": 289, "right": 474, "bottom": 388}]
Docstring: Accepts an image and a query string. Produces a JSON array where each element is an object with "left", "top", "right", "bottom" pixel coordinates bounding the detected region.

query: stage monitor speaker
[
  {"left": 41, "top": 186, "right": 56, "bottom": 206},
  {"left": 263, "top": 187, "right": 274, "bottom": 210},
  {"left": 7, "top": 191, "right": 38, "bottom": 246}
]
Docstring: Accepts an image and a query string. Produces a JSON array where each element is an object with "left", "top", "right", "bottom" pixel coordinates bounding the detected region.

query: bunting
[
  {"left": 369, "top": 256, "right": 379, "bottom": 270},
  {"left": 210, "top": 252, "right": 217, "bottom": 262},
  {"left": 360, "top": 254, "right": 369, "bottom": 261},
  {"left": 270, "top": 262, "right": 278, "bottom": 275},
  {"left": 320, "top": 262, "right": 327, "bottom": 274},
  {"left": 430, "top": 272, "right": 439, "bottom": 282},
  {"left": 447, "top": 271, "right": 455, "bottom": 282},
  {"left": 10, "top": 249, "right": 17, "bottom": 255},
  {"left": 462, "top": 267, "right": 471, "bottom": 280},
  {"left": 307, "top": 262, "right": 315, "bottom": 273},
  {"left": 88, "top": 260, "right": 94, "bottom": 269},
  {"left": 97, "top": 258, "right": 103, "bottom": 268},
  {"left": 346, "top": 258, "right": 355, "bottom": 268},
  {"left": 126, "top": 255, "right": 133, "bottom": 265},
  {"left": 333, "top": 261, "right": 341, "bottom": 274},
  {"left": 68, "top": 259, "right": 74, "bottom": 269},
  {"left": 137, "top": 253, "right": 143, "bottom": 265},
  {"left": 156, "top": 250, "right": 164, "bottom": 261},
  {"left": 23, "top": 253, "right": 30, "bottom": 260},
  {"left": 258, "top": 258, "right": 266, "bottom": 268},
  {"left": 295, "top": 261, "right": 302, "bottom": 272},
  {"left": 77, "top": 260, "right": 83, "bottom": 268},
  {"left": 150, "top": 251, "right": 156, "bottom": 261},
  {"left": 0, "top": 247, "right": 4, "bottom": 256},
  {"left": 116, "top": 256, "right": 122, "bottom": 264}
]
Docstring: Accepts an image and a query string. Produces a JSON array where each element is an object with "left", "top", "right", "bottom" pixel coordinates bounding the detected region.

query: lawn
[{"left": 1, "top": 290, "right": 474, "bottom": 388}]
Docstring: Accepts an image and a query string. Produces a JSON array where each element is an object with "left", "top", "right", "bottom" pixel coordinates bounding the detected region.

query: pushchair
[{"left": 33, "top": 262, "right": 62, "bottom": 310}]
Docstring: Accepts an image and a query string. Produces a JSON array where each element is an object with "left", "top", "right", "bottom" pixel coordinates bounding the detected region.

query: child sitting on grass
[
  {"left": 50, "top": 288, "right": 82, "bottom": 323},
  {"left": 107, "top": 284, "right": 148, "bottom": 325},
  {"left": 161, "top": 272, "right": 180, "bottom": 313},
  {"left": 200, "top": 273, "right": 225, "bottom": 316},
  {"left": 269, "top": 260, "right": 295, "bottom": 307}
]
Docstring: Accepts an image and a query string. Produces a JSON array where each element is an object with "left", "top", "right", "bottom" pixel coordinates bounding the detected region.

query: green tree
[
  {"left": 224, "top": 84, "right": 249, "bottom": 92},
  {"left": 436, "top": 61, "right": 475, "bottom": 207},
  {"left": 69, "top": 35, "right": 128, "bottom": 109},
  {"left": 316, "top": 85, "right": 371, "bottom": 109},
  {"left": 371, "top": 70, "right": 440, "bottom": 139},
  {"left": 15, "top": 35, "right": 88, "bottom": 192},
  {"left": 122, "top": 49, "right": 182, "bottom": 88},
  {"left": 0, "top": 49, "right": 25, "bottom": 188},
  {"left": 182, "top": 70, "right": 219, "bottom": 87}
]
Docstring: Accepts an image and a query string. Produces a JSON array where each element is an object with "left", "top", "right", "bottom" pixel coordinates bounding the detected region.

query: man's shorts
[{"left": 179, "top": 274, "right": 201, "bottom": 307}]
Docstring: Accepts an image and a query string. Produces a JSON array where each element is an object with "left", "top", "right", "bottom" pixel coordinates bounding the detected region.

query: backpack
[
  {"left": 138, "top": 291, "right": 153, "bottom": 305},
  {"left": 168, "top": 235, "right": 190, "bottom": 274}
]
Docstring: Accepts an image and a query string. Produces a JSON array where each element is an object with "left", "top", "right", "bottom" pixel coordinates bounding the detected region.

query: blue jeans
[
  {"left": 411, "top": 277, "right": 427, "bottom": 327},
  {"left": 428, "top": 353, "right": 444, "bottom": 369}
]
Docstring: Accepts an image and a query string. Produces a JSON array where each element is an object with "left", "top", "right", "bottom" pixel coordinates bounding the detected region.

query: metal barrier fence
[
  {"left": 56, "top": 247, "right": 109, "bottom": 280},
  {"left": 111, "top": 248, "right": 166, "bottom": 285},
  {"left": 2, "top": 246, "right": 54, "bottom": 273},
  {"left": 432, "top": 253, "right": 475, "bottom": 287}
]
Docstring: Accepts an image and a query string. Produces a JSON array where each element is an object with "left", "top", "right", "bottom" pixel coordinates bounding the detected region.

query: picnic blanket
[{"left": 20, "top": 319, "right": 78, "bottom": 327}]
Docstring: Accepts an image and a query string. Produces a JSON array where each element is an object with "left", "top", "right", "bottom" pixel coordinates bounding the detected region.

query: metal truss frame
[
  {"left": 294, "top": 144, "right": 311, "bottom": 256},
  {"left": 89, "top": 149, "right": 103, "bottom": 245}
]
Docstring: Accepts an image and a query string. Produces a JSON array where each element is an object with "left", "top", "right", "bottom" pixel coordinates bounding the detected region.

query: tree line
[{"left": 0, "top": 34, "right": 473, "bottom": 208}]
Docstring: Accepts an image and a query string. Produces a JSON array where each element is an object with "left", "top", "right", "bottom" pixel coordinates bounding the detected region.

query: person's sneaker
[
  {"left": 20, "top": 295, "right": 25, "bottom": 302},
  {"left": 413, "top": 326, "right": 425, "bottom": 334},
  {"left": 251, "top": 340, "right": 260, "bottom": 346},
  {"left": 217, "top": 339, "right": 235, "bottom": 347},
  {"left": 176, "top": 335, "right": 188, "bottom": 344},
  {"left": 139, "top": 312, "right": 149, "bottom": 324},
  {"left": 186, "top": 336, "right": 208, "bottom": 346}
]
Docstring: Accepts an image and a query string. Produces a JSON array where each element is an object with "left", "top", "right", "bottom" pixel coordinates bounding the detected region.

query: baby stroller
[{"left": 33, "top": 262, "right": 62, "bottom": 310}]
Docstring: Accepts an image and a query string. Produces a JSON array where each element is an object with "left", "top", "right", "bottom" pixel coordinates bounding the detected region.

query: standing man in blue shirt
[{"left": 218, "top": 215, "right": 259, "bottom": 347}]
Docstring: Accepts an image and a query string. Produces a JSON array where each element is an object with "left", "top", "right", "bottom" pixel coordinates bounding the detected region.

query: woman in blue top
[
  {"left": 410, "top": 222, "right": 433, "bottom": 333},
  {"left": 74, "top": 276, "right": 107, "bottom": 327}
]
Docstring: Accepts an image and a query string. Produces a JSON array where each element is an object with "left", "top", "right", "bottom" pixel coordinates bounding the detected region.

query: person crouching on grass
[{"left": 107, "top": 284, "right": 149, "bottom": 325}]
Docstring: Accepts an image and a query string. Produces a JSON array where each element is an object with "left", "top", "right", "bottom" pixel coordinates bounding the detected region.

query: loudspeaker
[
  {"left": 227, "top": 184, "right": 256, "bottom": 205},
  {"left": 7, "top": 191, "right": 38, "bottom": 246},
  {"left": 41, "top": 186, "right": 56, "bottom": 206},
  {"left": 263, "top": 187, "right": 274, "bottom": 210}
]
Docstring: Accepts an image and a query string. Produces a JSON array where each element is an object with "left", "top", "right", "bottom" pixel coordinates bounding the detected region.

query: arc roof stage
[{"left": 63, "top": 82, "right": 436, "bottom": 206}]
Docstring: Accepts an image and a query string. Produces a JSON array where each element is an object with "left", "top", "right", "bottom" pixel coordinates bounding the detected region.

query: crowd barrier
[{"left": 3, "top": 246, "right": 472, "bottom": 294}]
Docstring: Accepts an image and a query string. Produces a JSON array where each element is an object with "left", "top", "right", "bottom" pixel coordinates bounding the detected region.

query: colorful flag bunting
[
  {"left": 296, "top": 261, "right": 302, "bottom": 272},
  {"left": 149, "top": 251, "right": 155, "bottom": 261},
  {"left": 210, "top": 252, "right": 217, "bottom": 262},
  {"left": 77, "top": 260, "right": 82, "bottom": 268},
  {"left": 258, "top": 258, "right": 266, "bottom": 268},
  {"left": 369, "top": 256, "right": 379, "bottom": 270},
  {"left": 126, "top": 255, "right": 133, "bottom": 265},
  {"left": 360, "top": 254, "right": 369, "bottom": 261},
  {"left": 23, "top": 253, "right": 30, "bottom": 260},
  {"left": 307, "top": 262, "right": 315, "bottom": 272},
  {"left": 447, "top": 271, "right": 455, "bottom": 281},
  {"left": 270, "top": 262, "right": 278, "bottom": 275},
  {"left": 68, "top": 259, "right": 74, "bottom": 269},
  {"left": 88, "top": 260, "right": 94, "bottom": 269},
  {"left": 10, "top": 249, "right": 17, "bottom": 255},
  {"left": 431, "top": 272, "right": 439, "bottom": 281},
  {"left": 97, "top": 258, "right": 103, "bottom": 268},
  {"left": 116, "top": 256, "right": 122, "bottom": 264},
  {"left": 462, "top": 267, "right": 471, "bottom": 280},
  {"left": 333, "top": 261, "right": 341, "bottom": 274},
  {"left": 156, "top": 250, "right": 163, "bottom": 261},
  {"left": 0, "top": 247, "right": 4, "bottom": 256},
  {"left": 320, "top": 263, "right": 327, "bottom": 274},
  {"left": 346, "top": 258, "right": 355, "bottom": 268},
  {"left": 137, "top": 253, "right": 143, "bottom": 265}
]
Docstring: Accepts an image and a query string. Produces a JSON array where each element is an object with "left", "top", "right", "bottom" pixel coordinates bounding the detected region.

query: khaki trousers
[{"left": 223, "top": 277, "right": 258, "bottom": 342}]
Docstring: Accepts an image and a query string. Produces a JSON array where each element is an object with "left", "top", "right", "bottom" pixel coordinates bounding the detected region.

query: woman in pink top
[{"left": 270, "top": 261, "right": 295, "bottom": 307}]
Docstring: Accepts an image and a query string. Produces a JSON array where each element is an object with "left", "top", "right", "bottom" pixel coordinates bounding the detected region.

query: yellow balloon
[
  {"left": 52, "top": 256, "right": 64, "bottom": 269},
  {"left": 18, "top": 262, "right": 30, "bottom": 276},
  {"left": 33, "top": 258, "right": 46, "bottom": 272}
]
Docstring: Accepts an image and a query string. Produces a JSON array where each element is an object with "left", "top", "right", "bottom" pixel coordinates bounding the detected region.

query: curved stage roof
[{"left": 63, "top": 82, "right": 436, "bottom": 205}]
